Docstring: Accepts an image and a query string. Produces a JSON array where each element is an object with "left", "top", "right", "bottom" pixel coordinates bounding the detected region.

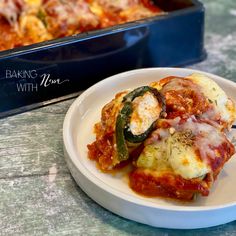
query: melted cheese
[
  {"left": 25, "top": 0, "right": 41, "bottom": 7},
  {"left": 168, "top": 131, "right": 210, "bottom": 179},
  {"left": 0, "top": 0, "right": 22, "bottom": 26},
  {"left": 136, "top": 117, "right": 228, "bottom": 179},
  {"left": 97, "top": 0, "right": 137, "bottom": 12},
  {"left": 130, "top": 92, "right": 161, "bottom": 135},
  {"left": 137, "top": 136, "right": 210, "bottom": 179},
  {"left": 187, "top": 73, "right": 236, "bottom": 126},
  {"left": 19, "top": 15, "right": 52, "bottom": 42},
  {"left": 90, "top": 2, "right": 103, "bottom": 16},
  {"left": 182, "top": 118, "right": 226, "bottom": 166},
  {"left": 137, "top": 140, "right": 171, "bottom": 172}
]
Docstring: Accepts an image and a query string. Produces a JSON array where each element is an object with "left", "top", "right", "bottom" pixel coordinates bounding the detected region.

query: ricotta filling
[{"left": 129, "top": 92, "right": 161, "bottom": 136}]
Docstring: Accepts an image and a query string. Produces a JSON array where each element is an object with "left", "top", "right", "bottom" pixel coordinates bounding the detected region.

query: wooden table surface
[{"left": 1, "top": 0, "right": 236, "bottom": 235}]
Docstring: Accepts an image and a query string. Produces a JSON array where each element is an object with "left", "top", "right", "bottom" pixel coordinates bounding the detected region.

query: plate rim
[{"left": 63, "top": 67, "right": 236, "bottom": 213}]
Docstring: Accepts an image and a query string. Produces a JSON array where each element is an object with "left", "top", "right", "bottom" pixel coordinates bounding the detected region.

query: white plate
[{"left": 63, "top": 68, "right": 236, "bottom": 229}]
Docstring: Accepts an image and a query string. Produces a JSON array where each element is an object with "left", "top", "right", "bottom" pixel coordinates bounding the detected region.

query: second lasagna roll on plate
[
  {"left": 130, "top": 117, "right": 235, "bottom": 200},
  {"left": 87, "top": 86, "right": 166, "bottom": 170},
  {"left": 151, "top": 73, "right": 236, "bottom": 130}
]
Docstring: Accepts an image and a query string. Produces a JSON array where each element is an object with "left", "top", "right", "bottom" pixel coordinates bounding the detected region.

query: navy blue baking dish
[{"left": 0, "top": 0, "right": 206, "bottom": 118}]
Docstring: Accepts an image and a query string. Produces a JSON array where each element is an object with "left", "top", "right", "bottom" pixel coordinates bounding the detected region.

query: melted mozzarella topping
[
  {"left": 97, "top": 0, "right": 138, "bottom": 12},
  {"left": 187, "top": 73, "right": 236, "bottom": 126},
  {"left": 25, "top": 0, "right": 41, "bottom": 7},
  {"left": 130, "top": 92, "right": 161, "bottom": 135},
  {"left": 0, "top": 0, "right": 24, "bottom": 26},
  {"left": 44, "top": 0, "right": 99, "bottom": 31},
  {"left": 137, "top": 117, "right": 228, "bottom": 179},
  {"left": 169, "top": 134, "right": 210, "bottom": 179},
  {"left": 181, "top": 118, "right": 226, "bottom": 165},
  {"left": 137, "top": 140, "right": 170, "bottom": 170},
  {"left": 19, "top": 15, "right": 52, "bottom": 42},
  {"left": 182, "top": 118, "right": 225, "bottom": 145}
]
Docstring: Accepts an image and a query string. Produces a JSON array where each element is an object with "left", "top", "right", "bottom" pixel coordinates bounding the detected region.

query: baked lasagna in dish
[
  {"left": 87, "top": 73, "right": 236, "bottom": 201},
  {"left": 0, "top": 0, "right": 163, "bottom": 51}
]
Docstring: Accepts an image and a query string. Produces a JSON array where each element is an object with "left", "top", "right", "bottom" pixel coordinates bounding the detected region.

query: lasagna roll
[
  {"left": 130, "top": 117, "right": 235, "bottom": 200},
  {"left": 187, "top": 73, "right": 236, "bottom": 130},
  {"left": 87, "top": 86, "right": 166, "bottom": 170},
  {"left": 151, "top": 73, "right": 236, "bottom": 130}
]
